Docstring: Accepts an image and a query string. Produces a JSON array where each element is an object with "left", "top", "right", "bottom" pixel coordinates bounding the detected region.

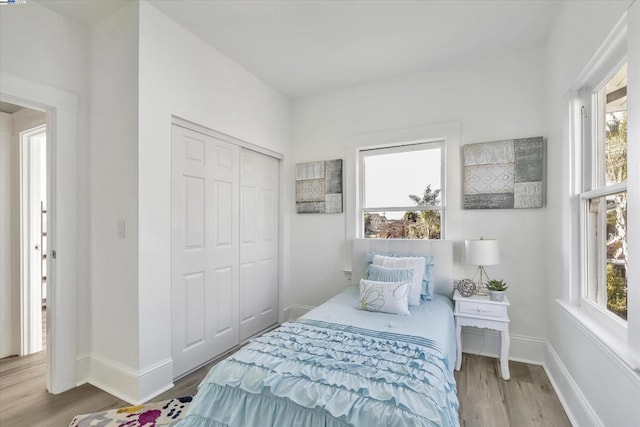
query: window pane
[
  {"left": 363, "top": 147, "right": 441, "bottom": 208},
  {"left": 605, "top": 191, "right": 627, "bottom": 320},
  {"left": 603, "top": 64, "right": 627, "bottom": 186},
  {"left": 588, "top": 191, "right": 627, "bottom": 320},
  {"left": 364, "top": 210, "right": 441, "bottom": 239}
]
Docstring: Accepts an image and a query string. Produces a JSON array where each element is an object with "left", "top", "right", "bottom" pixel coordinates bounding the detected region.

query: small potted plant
[{"left": 486, "top": 279, "right": 508, "bottom": 302}]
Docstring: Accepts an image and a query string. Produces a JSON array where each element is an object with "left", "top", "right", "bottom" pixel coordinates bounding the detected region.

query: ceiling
[
  {"left": 36, "top": 0, "right": 132, "bottom": 27},
  {"left": 36, "top": 0, "right": 563, "bottom": 99}
]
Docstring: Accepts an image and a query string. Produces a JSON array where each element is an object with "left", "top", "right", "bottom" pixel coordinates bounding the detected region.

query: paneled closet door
[
  {"left": 171, "top": 125, "right": 240, "bottom": 379},
  {"left": 239, "top": 148, "right": 279, "bottom": 340}
]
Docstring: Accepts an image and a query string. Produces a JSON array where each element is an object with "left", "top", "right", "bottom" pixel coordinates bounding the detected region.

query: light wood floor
[
  {"left": 1, "top": 349, "right": 571, "bottom": 427},
  {"left": 455, "top": 354, "right": 571, "bottom": 427}
]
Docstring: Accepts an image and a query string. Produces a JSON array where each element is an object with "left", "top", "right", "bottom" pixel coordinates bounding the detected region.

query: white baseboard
[
  {"left": 87, "top": 353, "right": 141, "bottom": 404},
  {"left": 543, "top": 343, "right": 603, "bottom": 427},
  {"left": 137, "top": 358, "right": 174, "bottom": 403},
  {"left": 460, "top": 328, "right": 547, "bottom": 365},
  {"left": 75, "top": 353, "right": 90, "bottom": 386},
  {"left": 83, "top": 353, "right": 174, "bottom": 405}
]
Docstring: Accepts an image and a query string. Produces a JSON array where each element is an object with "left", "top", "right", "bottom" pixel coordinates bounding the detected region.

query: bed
[{"left": 176, "top": 239, "right": 459, "bottom": 427}]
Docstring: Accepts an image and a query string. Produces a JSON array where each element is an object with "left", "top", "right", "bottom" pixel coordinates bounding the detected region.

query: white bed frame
[{"left": 351, "top": 239, "right": 454, "bottom": 298}]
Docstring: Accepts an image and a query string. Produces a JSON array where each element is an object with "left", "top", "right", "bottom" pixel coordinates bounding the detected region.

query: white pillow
[
  {"left": 359, "top": 279, "right": 411, "bottom": 316},
  {"left": 372, "top": 255, "right": 425, "bottom": 306}
]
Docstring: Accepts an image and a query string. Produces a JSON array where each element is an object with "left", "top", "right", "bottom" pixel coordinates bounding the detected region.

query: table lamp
[{"left": 465, "top": 238, "right": 500, "bottom": 295}]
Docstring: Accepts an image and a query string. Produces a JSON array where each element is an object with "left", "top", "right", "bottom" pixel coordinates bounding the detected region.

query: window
[
  {"left": 568, "top": 13, "right": 640, "bottom": 371},
  {"left": 581, "top": 63, "right": 628, "bottom": 321},
  {"left": 359, "top": 142, "right": 444, "bottom": 239}
]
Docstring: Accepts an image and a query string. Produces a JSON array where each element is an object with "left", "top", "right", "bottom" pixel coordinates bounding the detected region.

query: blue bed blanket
[{"left": 176, "top": 319, "right": 459, "bottom": 427}]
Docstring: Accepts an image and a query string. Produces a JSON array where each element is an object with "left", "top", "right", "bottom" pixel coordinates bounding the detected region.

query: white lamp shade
[{"left": 465, "top": 239, "right": 500, "bottom": 266}]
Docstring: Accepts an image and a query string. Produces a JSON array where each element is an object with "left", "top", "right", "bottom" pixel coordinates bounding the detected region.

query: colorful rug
[{"left": 69, "top": 396, "right": 192, "bottom": 427}]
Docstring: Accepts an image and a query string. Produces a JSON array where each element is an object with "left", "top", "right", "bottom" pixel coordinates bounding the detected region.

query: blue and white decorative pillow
[
  {"left": 358, "top": 279, "right": 411, "bottom": 316},
  {"left": 366, "top": 252, "right": 435, "bottom": 301},
  {"left": 371, "top": 255, "right": 426, "bottom": 306},
  {"left": 367, "top": 264, "right": 415, "bottom": 284}
]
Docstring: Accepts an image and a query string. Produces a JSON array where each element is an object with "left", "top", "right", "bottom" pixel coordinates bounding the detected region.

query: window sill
[{"left": 556, "top": 300, "right": 639, "bottom": 377}]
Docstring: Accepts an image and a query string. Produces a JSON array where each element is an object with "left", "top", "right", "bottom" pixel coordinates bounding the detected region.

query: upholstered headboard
[{"left": 351, "top": 239, "right": 454, "bottom": 298}]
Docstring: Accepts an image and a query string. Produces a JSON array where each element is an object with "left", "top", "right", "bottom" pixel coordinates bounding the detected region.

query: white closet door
[
  {"left": 171, "top": 125, "right": 240, "bottom": 378},
  {"left": 239, "top": 149, "right": 279, "bottom": 340}
]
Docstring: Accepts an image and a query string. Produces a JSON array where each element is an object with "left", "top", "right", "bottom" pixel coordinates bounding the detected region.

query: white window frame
[
  {"left": 566, "top": 11, "right": 640, "bottom": 370},
  {"left": 345, "top": 122, "right": 460, "bottom": 243},
  {"left": 579, "top": 56, "right": 628, "bottom": 327},
  {"left": 358, "top": 141, "right": 445, "bottom": 239}
]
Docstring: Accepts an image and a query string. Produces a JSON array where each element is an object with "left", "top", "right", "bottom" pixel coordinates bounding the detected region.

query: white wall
[
  {"left": 88, "top": 0, "right": 140, "bottom": 394},
  {"left": 2, "top": 0, "right": 291, "bottom": 402},
  {"left": 290, "top": 47, "right": 548, "bottom": 344},
  {"left": 133, "top": 0, "right": 292, "bottom": 401},
  {"left": 0, "top": 112, "right": 13, "bottom": 358},
  {"left": 545, "top": 1, "right": 640, "bottom": 426},
  {"left": 0, "top": 0, "right": 91, "bottom": 360}
]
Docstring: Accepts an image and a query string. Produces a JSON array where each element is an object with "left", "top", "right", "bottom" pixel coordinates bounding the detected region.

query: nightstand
[{"left": 453, "top": 289, "right": 511, "bottom": 380}]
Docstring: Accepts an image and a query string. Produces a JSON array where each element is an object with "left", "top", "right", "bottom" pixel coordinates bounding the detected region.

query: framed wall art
[
  {"left": 463, "top": 137, "right": 545, "bottom": 209},
  {"left": 295, "top": 159, "right": 343, "bottom": 213}
]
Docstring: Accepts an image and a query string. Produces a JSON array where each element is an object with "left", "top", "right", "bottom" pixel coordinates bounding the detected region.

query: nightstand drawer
[{"left": 456, "top": 301, "right": 507, "bottom": 319}]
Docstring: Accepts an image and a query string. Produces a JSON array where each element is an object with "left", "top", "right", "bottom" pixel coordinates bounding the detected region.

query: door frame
[
  {"left": 19, "top": 124, "right": 46, "bottom": 356},
  {"left": 1, "top": 71, "right": 78, "bottom": 394}
]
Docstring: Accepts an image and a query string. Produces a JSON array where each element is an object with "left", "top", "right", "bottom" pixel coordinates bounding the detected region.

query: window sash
[
  {"left": 580, "top": 181, "right": 627, "bottom": 201},
  {"left": 579, "top": 115, "right": 627, "bottom": 324},
  {"left": 581, "top": 69, "right": 628, "bottom": 320},
  {"left": 358, "top": 141, "right": 445, "bottom": 239},
  {"left": 582, "top": 187, "right": 627, "bottom": 318},
  {"left": 360, "top": 142, "right": 444, "bottom": 207},
  {"left": 362, "top": 206, "right": 443, "bottom": 213}
]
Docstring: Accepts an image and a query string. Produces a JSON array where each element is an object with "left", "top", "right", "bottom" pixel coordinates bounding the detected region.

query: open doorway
[
  {"left": 20, "top": 122, "right": 47, "bottom": 355},
  {"left": 0, "top": 103, "right": 47, "bottom": 359},
  {"left": 1, "top": 71, "right": 79, "bottom": 394}
]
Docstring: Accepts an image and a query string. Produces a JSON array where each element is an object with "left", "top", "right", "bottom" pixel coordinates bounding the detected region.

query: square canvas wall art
[
  {"left": 463, "top": 137, "right": 545, "bottom": 209},
  {"left": 296, "top": 159, "right": 343, "bottom": 213}
]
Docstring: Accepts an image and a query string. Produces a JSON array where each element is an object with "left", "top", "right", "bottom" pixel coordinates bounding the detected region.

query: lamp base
[
  {"left": 475, "top": 284, "right": 489, "bottom": 296},
  {"left": 472, "top": 266, "right": 491, "bottom": 296}
]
